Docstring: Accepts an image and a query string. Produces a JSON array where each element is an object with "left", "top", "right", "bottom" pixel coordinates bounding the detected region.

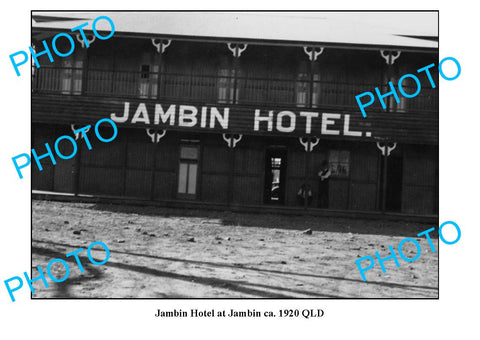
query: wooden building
[{"left": 31, "top": 12, "right": 439, "bottom": 217}]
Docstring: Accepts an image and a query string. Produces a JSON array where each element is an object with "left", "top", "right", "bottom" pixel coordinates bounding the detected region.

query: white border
[{"left": 0, "top": 1, "right": 477, "bottom": 338}]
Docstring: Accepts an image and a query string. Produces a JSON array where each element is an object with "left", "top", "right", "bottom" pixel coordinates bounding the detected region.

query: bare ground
[{"left": 31, "top": 199, "right": 438, "bottom": 298}]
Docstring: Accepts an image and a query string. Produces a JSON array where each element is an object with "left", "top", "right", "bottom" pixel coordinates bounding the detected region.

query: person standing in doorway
[{"left": 317, "top": 160, "right": 331, "bottom": 208}]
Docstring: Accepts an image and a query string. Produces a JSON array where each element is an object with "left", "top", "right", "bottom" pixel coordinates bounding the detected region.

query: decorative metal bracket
[
  {"left": 146, "top": 129, "right": 166, "bottom": 143},
  {"left": 151, "top": 38, "right": 171, "bottom": 53},
  {"left": 376, "top": 141, "right": 397, "bottom": 156},
  {"left": 299, "top": 136, "right": 320, "bottom": 152},
  {"left": 380, "top": 50, "right": 401, "bottom": 65},
  {"left": 227, "top": 43, "right": 248, "bottom": 58},
  {"left": 222, "top": 133, "right": 243, "bottom": 148},
  {"left": 71, "top": 124, "right": 90, "bottom": 141},
  {"left": 303, "top": 46, "right": 324, "bottom": 61},
  {"left": 76, "top": 33, "right": 95, "bottom": 48}
]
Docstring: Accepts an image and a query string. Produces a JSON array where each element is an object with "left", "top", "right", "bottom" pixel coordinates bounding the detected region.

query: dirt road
[{"left": 31, "top": 200, "right": 438, "bottom": 298}]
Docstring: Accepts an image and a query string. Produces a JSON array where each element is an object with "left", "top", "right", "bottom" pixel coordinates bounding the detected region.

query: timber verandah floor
[{"left": 32, "top": 190, "right": 438, "bottom": 224}]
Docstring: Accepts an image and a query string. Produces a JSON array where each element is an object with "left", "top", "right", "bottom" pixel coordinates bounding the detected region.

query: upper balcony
[
  {"left": 31, "top": 12, "right": 439, "bottom": 145},
  {"left": 32, "top": 65, "right": 438, "bottom": 114}
]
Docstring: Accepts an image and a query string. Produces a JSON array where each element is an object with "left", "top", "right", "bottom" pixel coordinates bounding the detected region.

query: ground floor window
[
  {"left": 177, "top": 143, "right": 199, "bottom": 198},
  {"left": 328, "top": 150, "right": 350, "bottom": 177}
]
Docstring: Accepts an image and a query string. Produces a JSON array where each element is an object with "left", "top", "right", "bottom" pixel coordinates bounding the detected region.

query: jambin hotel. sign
[{"left": 111, "top": 102, "right": 370, "bottom": 138}]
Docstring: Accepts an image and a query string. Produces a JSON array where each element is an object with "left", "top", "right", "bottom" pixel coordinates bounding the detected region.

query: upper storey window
[
  {"left": 217, "top": 56, "right": 235, "bottom": 104},
  {"left": 60, "top": 58, "right": 83, "bottom": 95},
  {"left": 296, "top": 61, "right": 321, "bottom": 108},
  {"left": 34, "top": 39, "right": 85, "bottom": 95}
]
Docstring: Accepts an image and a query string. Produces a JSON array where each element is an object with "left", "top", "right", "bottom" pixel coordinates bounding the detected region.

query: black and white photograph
[
  {"left": 29, "top": 11, "right": 439, "bottom": 299},
  {"left": 4, "top": 1, "right": 480, "bottom": 338}
]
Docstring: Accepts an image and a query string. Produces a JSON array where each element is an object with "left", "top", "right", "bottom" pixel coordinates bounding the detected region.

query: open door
[
  {"left": 264, "top": 147, "right": 287, "bottom": 204},
  {"left": 379, "top": 148, "right": 403, "bottom": 212}
]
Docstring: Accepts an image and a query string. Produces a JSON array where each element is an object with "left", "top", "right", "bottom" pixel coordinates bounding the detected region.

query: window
[
  {"left": 140, "top": 64, "right": 150, "bottom": 79},
  {"left": 311, "top": 73, "right": 321, "bottom": 108},
  {"left": 139, "top": 64, "right": 158, "bottom": 99},
  {"left": 296, "top": 61, "right": 320, "bottom": 108},
  {"left": 60, "top": 59, "right": 83, "bottom": 95},
  {"left": 217, "top": 56, "right": 231, "bottom": 103},
  {"left": 389, "top": 77, "right": 407, "bottom": 112},
  {"left": 295, "top": 62, "right": 309, "bottom": 107},
  {"left": 329, "top": 150, "right": 350, "bottom": 178},
  {"left": 177, "top": 144, "right": 199, "bottom": 197},
  {"left": 218, "top": 67, "right": 235, "bottom": 104}
]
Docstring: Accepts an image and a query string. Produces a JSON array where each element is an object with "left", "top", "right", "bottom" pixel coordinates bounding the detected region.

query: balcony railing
[{"left": 32, "top": 67, "right": 438, "bottom": 113}]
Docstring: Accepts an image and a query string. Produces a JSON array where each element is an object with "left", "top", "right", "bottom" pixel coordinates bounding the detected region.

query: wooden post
[
  {"left": 73, "top": 140, "right": 81, "bottom": 196},
  {"left": 303, "top": 54, "right": 317, "bottom": 210},
  {"left": 381, "top": 51, "right": 396, "bottom": 212},
  {"left": 150, "top": 45, "right": 165, "bottom": 200},
  {"left": 304, "top": 138, "right": 311, "bottom": 210},
  {"left": 227, "top": 45, "right": 240, "bottom": 207},
  {"left": 122, "top": 135, "right": 128, "bottom": 196},
  {"left": 232, "top": 45, "right": 239, "bottom": 104},
  {"left": 110, "top": 39, "right": 116, "bottom": 94},
  {"left": 382, "top": 147, "right": 388, "bottom": 213},
  {"left": 375, "top": 146, "right": 382, "bottom": 210},
  {"left": 309, "top": 57, "right": 315, "bottom": 109},
  {"left": 34, "top": 65, "right": 40, "bottom": 92},
  {"left": 81, "top": 47, "right": 90, "bottom": 95},
  {"left": 228, "top": 144, "right": 235, "bottom": 207},
  {"left": 156, "top": 45, "right": 164, "bottom": 100},
  {"left": 150, "top": 130, "right": 159, "bottom": 201},
  {"left": 50, "top": 125, "right": 57, "bottom": 191}
]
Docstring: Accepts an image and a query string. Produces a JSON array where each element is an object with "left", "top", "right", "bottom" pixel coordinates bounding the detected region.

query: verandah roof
[{"left": 32, "top": 11, "right": 438, "bottom": 52}]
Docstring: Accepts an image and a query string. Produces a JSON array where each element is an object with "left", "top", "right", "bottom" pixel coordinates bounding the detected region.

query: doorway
[
  {"left": 264, "top": 147, "right": 287, "bottom": 204},
  {"left": 379, "top": 150, "right": 403, "bottom": 212}
]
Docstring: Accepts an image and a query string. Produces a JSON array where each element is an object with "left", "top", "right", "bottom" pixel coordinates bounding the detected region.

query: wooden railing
[{"left": 32, "top": 67, "right": 438, "bottom": 113}]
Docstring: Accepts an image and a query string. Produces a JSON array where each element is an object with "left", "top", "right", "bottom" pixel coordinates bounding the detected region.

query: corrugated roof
[{"left": 32, "top": 11, "right": 438, "bottom": 50}]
